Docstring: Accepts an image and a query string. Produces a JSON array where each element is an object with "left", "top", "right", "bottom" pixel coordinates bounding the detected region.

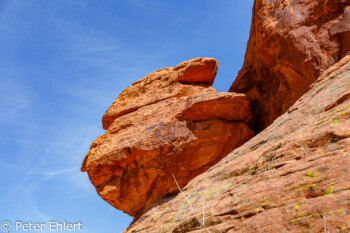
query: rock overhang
[{"left": 81, "top": 57, "right": 254, "bottom": 216}]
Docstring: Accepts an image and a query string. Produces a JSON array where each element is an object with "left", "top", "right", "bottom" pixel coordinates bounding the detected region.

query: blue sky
[{"left": 0, "top": 1, "right": 253, "bottom": 232}]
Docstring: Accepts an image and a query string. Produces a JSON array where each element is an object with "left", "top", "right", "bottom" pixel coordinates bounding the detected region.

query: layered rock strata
[
  {"left": 230, "top": 0, "right": 350, "bottom": 131},
  {"left": 123, "top": 54, "right": 350, "bottom": 233},
  {"left": 81, "top": 58, "right": 254, "bottom": 216}
]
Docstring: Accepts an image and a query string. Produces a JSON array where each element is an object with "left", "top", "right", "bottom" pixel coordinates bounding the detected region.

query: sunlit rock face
[
  {"left": 230, "top": 0, "right": 350, "bottom": 132},
  {"left": 81, "top": 57, "right": 254, "bottom": 216}
]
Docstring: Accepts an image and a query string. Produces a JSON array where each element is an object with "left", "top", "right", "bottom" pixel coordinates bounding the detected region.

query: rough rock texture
[
  {"left": 123, "top": 54, "right": 350, "bottom": 232},
  {"left": 102, "top": 57, "right": 219, "bottom": 130},
  {"left": 230, "top": 0, "right": 350, "bottom": 132},
  {"left": 81, "top": 58, "right": 254, "bottom": 216}
]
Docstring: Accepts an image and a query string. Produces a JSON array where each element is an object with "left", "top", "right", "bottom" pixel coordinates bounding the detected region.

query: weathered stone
[
  {"left": 81, "top": 57, "right": 254, "bottom": 216},
  {"left": 230, "top": 0, "right": 350, "bottom": 132}
]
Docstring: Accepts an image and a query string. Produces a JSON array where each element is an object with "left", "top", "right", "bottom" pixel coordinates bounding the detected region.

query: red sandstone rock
[
  {"left": 122, "top": 53, "right": 350, "bottom": 233},
  {"left": 81, "top": 58, "right": 254, "bottom": 216},
  {"left": 102, "top": 57, "right": 219, "bottom": 130},
  {"left": 230, "top": 0, "right": 350, "bottom": 132}
]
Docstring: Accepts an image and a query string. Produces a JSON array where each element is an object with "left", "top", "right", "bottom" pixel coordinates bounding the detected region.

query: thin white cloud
[
  {"left": 127, "top": 0, "right": 165, "bottom": 9},
  {"left": 0, "top": 78, "right": 33, "bottom": 120},
  {"left": 29, "top": 167, "right": 77, "bottom": 177}
]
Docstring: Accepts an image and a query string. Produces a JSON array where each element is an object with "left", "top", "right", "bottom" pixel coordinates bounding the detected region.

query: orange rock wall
[{"left": 230, "top": 0, "right": 350, "bottom": 132}]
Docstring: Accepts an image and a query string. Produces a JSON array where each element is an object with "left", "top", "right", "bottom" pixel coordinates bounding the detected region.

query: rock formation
[
  {"left": 230, "top": 0, "right": 350, "bottom": 132},
  {"left": 81, "top": 58, "right": 254, "bottom": 216},
  {"left": 81, "top": 0, "right": 350, "bottom": 231},
  {"left": 122, "top": 53, "right": 350, "bottom": 233}
]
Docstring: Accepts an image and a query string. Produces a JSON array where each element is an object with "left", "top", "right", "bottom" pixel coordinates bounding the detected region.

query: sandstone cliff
[
  {"left": 81, "top": 0, "right": 350, "bottom": 231},
  {"left": 230, "top": 0, "right": 350, "bottom": 132},
  {"left": 81, "top": 58, "right": 254, "bottom": 217},
  {"left": 123, "top": 53, "right": 350, "bottom": 233}
]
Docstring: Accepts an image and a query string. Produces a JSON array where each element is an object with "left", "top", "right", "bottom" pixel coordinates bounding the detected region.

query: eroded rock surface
[
  {"left": 123, "top": 54, "right": 350, "bottom": 232},
  {"left": 81, "top": 58, "right": 254, "bottom": 216},
  {"left": 230, "top": 0, "right": 350, "bottom": 131}
]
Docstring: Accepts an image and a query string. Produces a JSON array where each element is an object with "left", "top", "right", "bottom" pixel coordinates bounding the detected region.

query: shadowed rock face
[
  {"left": 81, "top": 58, "right": 254, "bottom": 216},
  {"left": 230, "top": 0, "right": 350, "bottom": 132},
  {"left": 122, "top": 54, "right": 350, "bottom": 233}
]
